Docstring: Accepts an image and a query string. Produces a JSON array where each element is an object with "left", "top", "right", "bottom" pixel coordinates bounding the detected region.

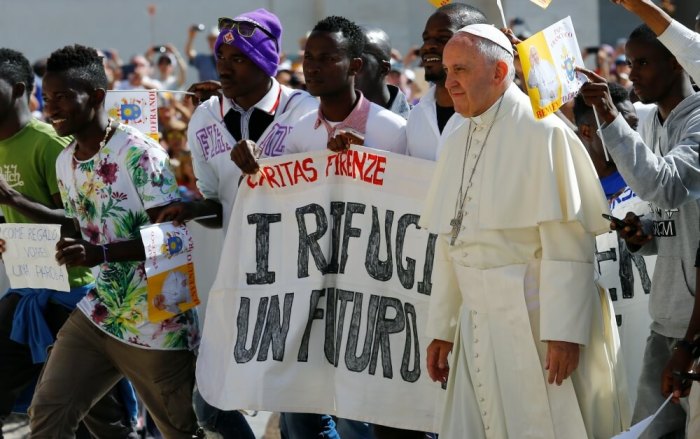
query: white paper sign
[
  {"left": 611, "top": 395, "right": 673, "bottom": 439},
  {"left": 0, "top": 223, "right": 69, "bottom": 292},
  {"left": 197, "top": 148, "right": 445, "bottom": 432}
]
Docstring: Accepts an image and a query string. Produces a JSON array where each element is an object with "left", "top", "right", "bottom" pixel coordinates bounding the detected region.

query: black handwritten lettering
[
  {"left": 396, "top": 214, "right": 419, "bottom": 289},
  {"left": 326, "top": 202, "right": 346, "bottom": 274},
  {"left": 246, "top": 213, "right": 281, "bottom": 285},
  {"left": 365, "top": 207, "right": 394, "bottom": 281},
  {"left": 401, "top": 302, "right": 420, "bottom": 382},
  {"left": 296, "top": 204, "right": 329, "bottom": 277},
  {"left": 298, "top": 289, "right": 325, "bottom": 362},
  {"left": 332, "top": 289, "right": 354, "bottom": 367},
  {"left": 417, "top": 233, "right": 437, "bottom": 295},
  {"left": 340, "top": 203, "right": 365, "bottom": 273},
  {"left": 345, "top": 293, "right": 379, "bottom": 372},
  {"left": 369, "top": 297, "right": 405, "bottom": 378},
  {"left": 257, "top": 293, "right": 294, "bottom": 361},
  {"left": 234, "top": 297, "right": 268, "bottom": 363},
  {"left": 324, "top": 288, "right": 337, "bottom": 364}
]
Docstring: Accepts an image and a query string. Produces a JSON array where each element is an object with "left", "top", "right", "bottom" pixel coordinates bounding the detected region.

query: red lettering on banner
[
  {"left": 262, "top": 166, "right": 281, "bottom": 188},
  {"left": 247, "top": 158, "right": 319, "bottom": 189},
  {"left": 326, "top": 150, "right": 386, "bottom": 186},
  {"left": 302, "top": 158, "right": 318, "bottom": 182},
  {"left": 280, "top": 161, "right": 295, "bottom": 183},
  {"left": 293, "top": 160, "right": 309, "bottom": 183},
  {"left": 247, "top": 152, "right": 385, "bottom": 190},
  {"left": 246, "top": 175, "right": 257, "bottom": 188},
  {"left": 373, "top": 156, "right": 386, "bottom": 185}
]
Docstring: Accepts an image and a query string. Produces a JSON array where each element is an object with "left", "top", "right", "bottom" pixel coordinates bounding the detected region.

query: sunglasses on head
[{"left": 217, "top": 17, "right": 279, "bottom": 52}]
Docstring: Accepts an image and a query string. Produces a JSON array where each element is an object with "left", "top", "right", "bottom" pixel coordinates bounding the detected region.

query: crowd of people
[{"left": 0, "top": 0, "right": 699, "bottom": 438}]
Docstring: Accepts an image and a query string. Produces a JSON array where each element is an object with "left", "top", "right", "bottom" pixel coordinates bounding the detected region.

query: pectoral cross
[{"left": 450, "top": 212, "right": 463, "bottom": 246}]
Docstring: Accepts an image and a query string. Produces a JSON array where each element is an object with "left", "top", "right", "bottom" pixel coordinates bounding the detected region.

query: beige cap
[{"left": 456, "top": 23, "right": 514, "bottom": 56}]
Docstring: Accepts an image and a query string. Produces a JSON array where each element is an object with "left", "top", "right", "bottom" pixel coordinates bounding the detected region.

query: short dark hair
[
  {"left": 628, "top": 24, "right": 673, "bottom": 59},
  {"left": 312, "top": 16, "right": 365, "bottom": 59},
  {"left": 573, "top": 82, "right": 630, "bottom": 125},
  {"left": 46, "top": 44, "right": 108, "bottom": 90},
  {"left": 436, "top": 2, "right": 488, "bottom": 28},
  {"left": 0, "top": 48, "right": 34, "bottom": 96}
]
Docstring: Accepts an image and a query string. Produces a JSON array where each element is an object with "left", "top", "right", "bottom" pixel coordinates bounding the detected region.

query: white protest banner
[
  {"left": 197, "top": 148, "right": 445, "bottom": 432},
  {"left": 0, "top": 223, "right": 69, "bottom": 292},
  {"left": 517, "top": 16, "right": 585, "bottom": 119},
  {"left": 105, "top": 90, "right": 159, "bottom": 141},
  {"left": 140, "top": 222, "right": 199, "bottom": 322}
]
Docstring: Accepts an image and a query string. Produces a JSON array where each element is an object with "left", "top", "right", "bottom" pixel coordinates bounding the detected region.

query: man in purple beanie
[
  {"left": 160, "top": 7, "right": 317, "bottom": 235},
  {"left": 157, "top": 8, "right": 319, "bottom": 439}
]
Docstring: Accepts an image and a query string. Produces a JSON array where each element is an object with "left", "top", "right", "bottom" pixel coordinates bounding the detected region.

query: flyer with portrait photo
[
  {"left": 517, "top": 16, "right": 585, "bottom": 119},
  {"left": 140, "top": 222, "right": 199, "bottom": 322}
]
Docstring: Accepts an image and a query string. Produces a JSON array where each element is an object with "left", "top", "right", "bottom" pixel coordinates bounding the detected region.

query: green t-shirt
[{"left": 0, "top": 118, "right": 93, "bottom": 287}]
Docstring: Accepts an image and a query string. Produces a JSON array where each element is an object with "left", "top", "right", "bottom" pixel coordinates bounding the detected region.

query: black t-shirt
[{"left": 435, "top": 103, "right": 455, "bottom": 134}]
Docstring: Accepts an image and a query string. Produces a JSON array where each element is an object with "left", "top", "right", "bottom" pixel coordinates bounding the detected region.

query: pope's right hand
[{"left": 427, "top": 339, "right": 453, "bottom": 384}]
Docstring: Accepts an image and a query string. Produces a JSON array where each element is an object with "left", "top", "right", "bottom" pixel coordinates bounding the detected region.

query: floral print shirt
[{"left": 56, "top": 124, "right": 199, "bottom": 350}]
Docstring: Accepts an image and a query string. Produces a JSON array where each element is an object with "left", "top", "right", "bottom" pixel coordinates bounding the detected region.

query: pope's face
[{"left": 443, "top": 35, "right": 497, "bottom": 117}]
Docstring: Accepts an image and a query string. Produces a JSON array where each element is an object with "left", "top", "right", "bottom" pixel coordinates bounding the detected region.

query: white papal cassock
[{"left": 419, "top": 84, "right": 630, "bottom": 438}]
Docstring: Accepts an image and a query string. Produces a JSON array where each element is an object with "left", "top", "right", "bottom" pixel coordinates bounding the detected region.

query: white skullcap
[{"left": 456, "top": 23, "right": 514, "bottom": 56}]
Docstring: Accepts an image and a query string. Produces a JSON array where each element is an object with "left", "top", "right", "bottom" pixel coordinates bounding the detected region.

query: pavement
[{"left": 2, "top": 411, "right": 276, "bottom": 438}]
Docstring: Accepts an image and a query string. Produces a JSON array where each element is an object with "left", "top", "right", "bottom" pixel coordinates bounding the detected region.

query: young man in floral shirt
[
  {"left": 0, "top": 48, "right": 136, "bottom": 438},
  {"left": 28, "top": 44, "right": 199, "bottom": 438}
]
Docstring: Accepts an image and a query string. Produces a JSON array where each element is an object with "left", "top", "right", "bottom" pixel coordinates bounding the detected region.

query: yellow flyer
[
  {"left": 427, "top": 0, "right": 451, "bottom": 7},
  {"left": 517, "top": 16, "right": 585, "bottom": 119},
  {"left": 530, "top": 0, "right": 552, "bottom": 8},
  {"left": 140, "top": 222, "right": 199, "bottom": 322}
]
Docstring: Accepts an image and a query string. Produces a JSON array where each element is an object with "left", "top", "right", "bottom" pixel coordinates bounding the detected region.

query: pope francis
[{"left": 421, "top": 24, "right": 629, "bottom": 438}]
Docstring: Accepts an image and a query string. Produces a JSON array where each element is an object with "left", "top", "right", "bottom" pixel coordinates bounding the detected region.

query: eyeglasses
[{"left": 217, "top": 17, "right": 279, "bottom": 52}]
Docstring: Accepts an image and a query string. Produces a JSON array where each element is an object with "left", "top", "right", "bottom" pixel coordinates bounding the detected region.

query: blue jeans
[
  {"left": 193, "top": 387, "right": 255, "bottom": 439},
  {"left": 280, "top": 412, "right": 339, "bottom": 439},
  {"left": 632, "top": 331, "right": 687, "bottom": 439}
]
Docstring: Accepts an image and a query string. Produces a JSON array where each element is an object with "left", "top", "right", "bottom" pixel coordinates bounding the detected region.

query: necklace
[
  {"left": 450, "top": 98, "right": 503, "bottom": 246},
  {"left": 71, "top": 119, "right": 114, "bottom": 214}
]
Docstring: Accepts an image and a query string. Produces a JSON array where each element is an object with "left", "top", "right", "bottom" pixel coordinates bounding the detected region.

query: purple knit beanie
[{"left": 214, "top": 8, "right": 282, "bottom": 77}]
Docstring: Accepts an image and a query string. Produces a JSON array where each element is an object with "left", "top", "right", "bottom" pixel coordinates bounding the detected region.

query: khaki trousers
[{"left": 29, "top": 310, "right": 197, "bottom": 439}]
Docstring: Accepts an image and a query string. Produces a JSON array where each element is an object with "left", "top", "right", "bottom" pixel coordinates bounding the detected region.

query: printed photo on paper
[
  {"left": 517, "top": 16, "right": 585, "bottom": 119},
  {"left": 140, "top": 222, "right": 199, "bottom": 322}
]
